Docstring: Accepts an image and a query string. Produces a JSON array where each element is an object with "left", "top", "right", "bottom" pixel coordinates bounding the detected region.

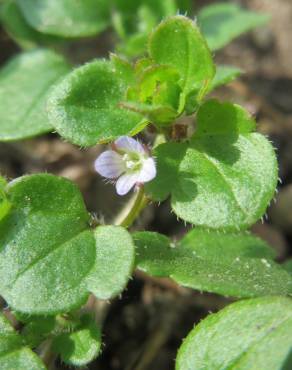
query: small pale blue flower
[{"left": 94, "top": 136, "right": 156, "bottom": 195}]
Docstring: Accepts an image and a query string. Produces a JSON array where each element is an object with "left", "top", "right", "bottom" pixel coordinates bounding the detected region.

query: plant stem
[
  {"left": 114, "top": 186, "right": 148, "bottom": 228},
  {"left": 37, "top": 339, "right": 56, "bottom": 370}
]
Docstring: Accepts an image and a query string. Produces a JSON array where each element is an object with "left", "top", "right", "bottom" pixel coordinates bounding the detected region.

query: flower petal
[
  {"left": 137, "top": 157, "right": 156, "bottom": 183},
  {"left": 115, "top": 136, "right": 145, "bottom": 154},
  {"left": 116, "top": 172, "right": 138, "bottom": 195},
  {"left": 94, "top": 150, "right": 125, "bottom": 179}
]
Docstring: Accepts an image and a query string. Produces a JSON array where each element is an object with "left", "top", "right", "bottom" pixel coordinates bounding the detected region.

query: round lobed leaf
[
  {"left": 134, "top": 230, "right": 292, "bottom": 298},
  {"left": 0, "top": 49, "right": 70, "bottom": 142},
  {"left": 176, "top": 296, "right": 292, "bottom": 370},
  {"left": 47, "top": 59, "right": 145, "bottom": 147},
  {"left": 146, "top": 100, "right": 278, "bottom": 230},
  {"left": 0, "top": 174, "right": 135, "bottom": 314}
]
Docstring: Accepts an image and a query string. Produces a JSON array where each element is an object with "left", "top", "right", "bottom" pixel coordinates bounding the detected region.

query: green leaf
[
  {"left": 176, "top": 296, "right": 292, "bottom": 370},
  {"left": 196, "top": 99, "right": 256, "bottom": 135},
  {"left": 0, "top": 174, "right": 135, "bottom": 314},
  {"left": 110, "top": 53, "right": 136, "bottom": 86},
  {"left": 149, "top": 16, "right": 215, "bottom": 111},
  {"left": 52, "top": 314, "right": 101, "bottom": 366},
  {"left": 0, "top": 0, "right": 59, "bottom": 49},
  {"left": 208, "top": 65, "right": 242, "bottom": 92},
  {"left": 0, "top": 49, "right": 70, "bottom": 142},
  {"left": 0, "top": 314, "right": 46, "bottom": 369},
  {"left": 114, "top": 0, "right": 193, "bottom": 57},
  {"left": 122, "top": 63, "right": 182, "bottom": 125},
  {"left": 0, "top": 176, "right": 10, "bottom": 221},
  {"left": 87, "top": 226, "right": 135, "bottom": 299},
  {"left": 198, "top": 3, "right": 269, "bottom": 51},
  {"left": 0, "top": 174, "right": 94, "bottom": 314},
  {"left": 21, "top": 316, "right": 56, "bottom": 347},
  {"left": 134, "top": 230, "right": 292, "bottom": 298},
  {"left": 16, "top": 0, "right": 110, "bottom": 38},
  {"left": 146, "top": 100, "right": 278, "bottom": 230},
  {"left": 48, "top": 59, "right": 145, "bottom": 147},
  {"left": 120, "top": 101, "right": 178, "bottom": 126}
]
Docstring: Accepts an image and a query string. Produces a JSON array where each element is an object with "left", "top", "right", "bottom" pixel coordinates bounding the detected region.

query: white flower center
[{"left": 122, "top": 153, "right": 143, "bottom": 172}]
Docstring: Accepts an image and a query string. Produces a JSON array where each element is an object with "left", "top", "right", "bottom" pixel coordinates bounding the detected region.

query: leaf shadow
[
  {"left": 282, "top": 348, "right": 292, "bottom": 370},
  {"left": 194, "top": 134, "right": 241, "bottom": 166},
  {"left": 173, "top": 171, "right": 198, "bottom": 203}
]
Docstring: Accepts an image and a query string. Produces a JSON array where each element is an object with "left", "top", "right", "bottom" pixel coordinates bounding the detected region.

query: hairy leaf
[
  {"left": 48, "top": 59, "right": 145, "bottom": 147},
  {"left": 0, "top": 49, "right": 70, "bottom": 142},
  {"left": 198, "top": 3, "right": 269, "bottom": 51},
  {"left": 176, "top": 297, "right": 292, "bottom": 370},
  {"left": 0, "top": 174, "right": 135, "bottom": 314},
  {"left": 114, "top": 0, "right": 188, "bottom": 57},
  {"left": 0, "top": 314, "right": 45, "bottom": 369},
  {"left": 16, "top": 0, "right": 110, "bottom": 38},
  {"left": 146, "top": 100, "right": 277, "bottom": 230},
  {"left": 0, "top": 174, "right": 94, "bottom": 314},
  {"left": 149, "top": 16, "right": 215, "bottom": 111},
  {"left": 52, "top": 314, "right": 101, "bottom": 366},
  {"left": 86, "top": 226, "right": 135, "bottom": 299},
  {"left": 134, "top": 230, "right": 292, "bottom": 298}
]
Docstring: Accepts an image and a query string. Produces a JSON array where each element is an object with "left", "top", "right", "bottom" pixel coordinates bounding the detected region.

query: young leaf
[
  {"left": 134, "top": 230, "right": 292, "bottom": 298},
  {"left": 0, "top": 314, "right": 46, "bottom": 369},
  {"left": 48, "top": 59, "right": 146, "bottom": 147},
  {"left": 207, "top": 65, "right": 242, "bottom": 93},
  {"left": 0, "top": 49, "right": 70, "bottom": 142},
  {"left": 52, "top": 314, "right": 101, "bottom": 366},
  {"left": 146, "top": 100, "right": 278, "bottom": 230},
  {"left": 0, "top": 0, "right": 59, "bottom": 49},
  {"left": 149, "top": 16, "right": 215, "bottom": 111},
  {"left": 122, "top": 63, "right": 181, "bottom": 125},
  {"left": 176, "top": 296, "right": 292, "bottom": 370},
  {"left": 198, "top": 3, "right": 269, "bottom": 51},
  {"left": 113, "top": 0, "right": 186, "bottom": 57},
  {"left": 16, "top": 0, "right": 110, "bottom": 38},
  {"left": 120, "top": 101, "right": 178, "bottom": 126},
  {"left": 0, "top": 174, "right": 135, "bottom": 314}
]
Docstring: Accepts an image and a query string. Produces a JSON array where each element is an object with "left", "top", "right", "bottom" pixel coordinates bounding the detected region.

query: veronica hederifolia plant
[{"left": 0, "top": 5, "right": 291, "bottom": 370}]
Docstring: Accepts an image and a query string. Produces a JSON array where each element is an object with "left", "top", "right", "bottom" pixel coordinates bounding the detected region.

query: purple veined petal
[
  {"left": 137, "top": 157, "right": 156, "bottom": 183},
  {"left": 116, "top": 172, "right": 139, "bottom": 195},
  {"left": 115, "top": 136, "right": 145, "bottom": 154},
  {"left": 94, "top": 150, "right": 125, "bottom": 179}
]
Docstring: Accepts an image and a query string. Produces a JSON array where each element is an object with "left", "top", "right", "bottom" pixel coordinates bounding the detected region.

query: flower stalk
[{"left": 114, "top": 186, "right": 148, "bottom": 228}]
